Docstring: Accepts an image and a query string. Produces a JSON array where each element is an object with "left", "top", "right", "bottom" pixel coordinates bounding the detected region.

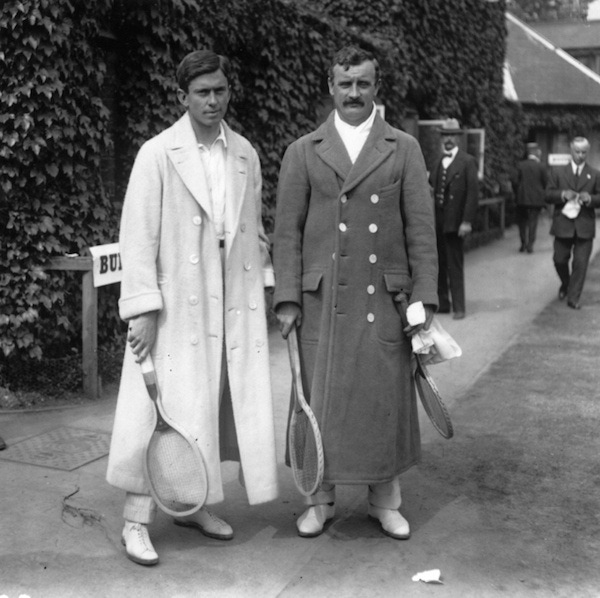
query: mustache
[{"left": 344, "top": 99, "right": 364, "bottom": 106}]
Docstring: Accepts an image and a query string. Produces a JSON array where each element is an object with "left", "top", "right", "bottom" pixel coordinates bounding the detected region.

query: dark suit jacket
[
  {"left": 512, "top": 157, "right": 547, "bottom": 208},
  {"left": 545, "top": 163, "right": 600, "bottom": 239},
  {"left": 429, "top": 149, "right": 479, "bottom": 233}
]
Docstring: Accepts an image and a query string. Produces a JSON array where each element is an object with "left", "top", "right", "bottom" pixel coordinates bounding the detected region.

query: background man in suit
[
  {"left": 429, "top": 119, "right": 479, "bottom": 320},
  {"left": 512, "top": 142, "right": 548, "bottom": 253},
  {"left": 274, "top": 46, "right": 438, "bottom": 542},
  {"left": 545, "top": 136, "right": 600, "bottom": 309}
]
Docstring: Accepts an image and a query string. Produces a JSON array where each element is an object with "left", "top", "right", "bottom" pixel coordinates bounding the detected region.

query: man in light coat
[
  {"left": 273, "top": 46, "right": 438, "bottom": 541},
  {"left": 429, "top": 119, "right": 479, "bottom": 319},
  {"left": 545, "top": 135, "right": 600, "bottom": 309},
  {"left": 106, "top": 50, "right": 278, "bottom": 566}
]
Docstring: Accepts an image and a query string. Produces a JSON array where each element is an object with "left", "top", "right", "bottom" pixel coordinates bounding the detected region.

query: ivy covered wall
[{"left": 1, "top": 0, "right": 514, "bottom": 380}]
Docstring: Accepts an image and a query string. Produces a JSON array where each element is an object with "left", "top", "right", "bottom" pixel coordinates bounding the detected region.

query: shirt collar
[
  {"left": 334, "top": 103, "right": 377, "bottom": 135},
  {"left": 571, "top": 160, "right": 583, "bottom": 174},
  {"left": 198, "top": 123, "right": 227, "bottom": 149}
]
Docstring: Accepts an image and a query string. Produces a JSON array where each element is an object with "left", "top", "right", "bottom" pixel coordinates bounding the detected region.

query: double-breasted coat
[
  {"left": 546, "top": 163, "right": 600, "bottom": 238},
  {"left": 273, "top": 113, "right": 438, "bottom": 484},
  {"left": 106, "top": 114, "right": 278, "bottom": 506}
]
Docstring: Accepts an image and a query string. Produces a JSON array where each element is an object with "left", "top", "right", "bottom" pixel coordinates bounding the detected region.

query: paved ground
[{"left": 1, "top": 213, "right": 600, "bottom": 597}]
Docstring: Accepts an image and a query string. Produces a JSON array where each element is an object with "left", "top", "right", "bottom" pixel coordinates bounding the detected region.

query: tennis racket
[
  {"left": 141, "top": 355, "right": 209, "bottom": 516},
  {"left": 286, "top": 325, "right": 324, "bottom": 496},
  {"left": 396, "top": 294, "right": 454, "bottom": 439}
]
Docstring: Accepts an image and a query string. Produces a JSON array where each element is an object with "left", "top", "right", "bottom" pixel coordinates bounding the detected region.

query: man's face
[
  {"left": 441, "top": 133, "right": 458, "bottom": 152},
  {"left": 328, "top": 60, "right": 380, "bottom": 126},
  {"left": 570, "top": 140, "right": 589, "bottom": 165},
  {"left": 177, "top": 69, "right": 231, "bottom": 136}
]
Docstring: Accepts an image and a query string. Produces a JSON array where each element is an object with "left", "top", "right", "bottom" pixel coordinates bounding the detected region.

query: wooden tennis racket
[
  {"left": 396, "top": 294, "right": 454, "bottom": 439},
  {"left": 286, "top": 325, "right": 324, "bottom": 496},
  {"left": 141, "top": 355, "right": 209, "bottom": 516}
]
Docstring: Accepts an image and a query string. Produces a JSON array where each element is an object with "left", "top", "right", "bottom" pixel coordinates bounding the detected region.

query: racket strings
[
  {"left": 146, "top": 429, "right": 208, "bottom": 511},
  {"left": 415, "top": 370, "right": 453, "bottom": 438},
  {"left": 290, "top": 411, "right": 321, "bottom": 494}
]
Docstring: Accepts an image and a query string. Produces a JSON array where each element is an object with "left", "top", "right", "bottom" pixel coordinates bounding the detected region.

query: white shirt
[
  {"left": 442, "top": 146, "right": 458, "bottom": 169},
  {"left": 571, "top": 160, "right": 583, "bottom": 177},
  {"left": 198, "top": 124, "right": 227, "bottom": 239},
  {"left": 334, "top": 103, "right": 377, "bottom": 164}
]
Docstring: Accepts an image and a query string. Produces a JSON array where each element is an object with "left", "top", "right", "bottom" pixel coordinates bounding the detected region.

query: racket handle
[{"left": 140, "top": 354, "right": 155, "bottom": 374}]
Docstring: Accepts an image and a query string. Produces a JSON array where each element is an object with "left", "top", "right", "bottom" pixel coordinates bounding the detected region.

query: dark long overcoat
[
  {"left": 512, "top": 157, "right": 547, "bottom": 208},
  {"left": 273, "top": 113, "right": 438, "bottom": 485}
]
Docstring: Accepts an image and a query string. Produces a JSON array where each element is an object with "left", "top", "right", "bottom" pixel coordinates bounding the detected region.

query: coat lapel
[
  {"left": 444, "top": 151, "right": 464, "bottom": 188},
  {"left": 165, "top": 114, "right": 213, "bottom": 218},
  {"left": 315, "top": 116, "right": 353, "bottom": 183},
  {"left": 223, "top": 122, "right": 249, "bottom": 255},
  {"left": 341, "top": 116, "right": 394, "bottom": 195}
]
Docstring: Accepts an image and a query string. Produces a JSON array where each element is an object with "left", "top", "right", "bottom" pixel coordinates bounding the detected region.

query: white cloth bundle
[
  {"left": 561, "top": 199, "right": 581, "bottom": 219},
  {"left": 406, "top": 302, "right": 462, "bottom": 365}
]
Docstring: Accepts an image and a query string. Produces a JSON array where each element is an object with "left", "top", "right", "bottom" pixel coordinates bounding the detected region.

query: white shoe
[
  {"left": 367, "top": 505, "right": 410, "bottom": 540},
  {"left": 121, "top": 521, "right": 159, "bottom": 566},
  {"left": 296, "top": 504, "right": 335, "bottom": 538},
  {"left": 173, "top": 507, "right": 233, "bottom": 540}
]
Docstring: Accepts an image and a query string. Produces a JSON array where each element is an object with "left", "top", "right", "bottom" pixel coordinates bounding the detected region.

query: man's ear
[
  {"left": 177, "top": 88, "right": 188, "bottom": 107},
  {"left": 327, "top": 77, "right": 334, "bottom": 96}
]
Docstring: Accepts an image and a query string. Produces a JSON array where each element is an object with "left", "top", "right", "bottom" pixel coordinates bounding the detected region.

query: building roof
[
  {"left": 505, "top": 12, "right": 600, "bottom": 105},
  {"left": 533, "top": 20, "right": 600, "bottom": 50}
]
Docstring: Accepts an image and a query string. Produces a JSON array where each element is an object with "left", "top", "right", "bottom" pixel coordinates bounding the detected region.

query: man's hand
[
  {"left": 275, "top": 301, "right": 302, "bottom": 339},
  {"left": 562, "top": 189, "right": 579, "bottom": 202},
  {"left": 127, "top": 312, "right": 158, "bottom": 363},
  {"left": 578, "top": 191, "right": 592, "bottom": 206},
  {"left": 403, "top": 304, "right": 435, "bottom": 337},
  {"left": 458, "top": 222, "right": 472, "bottom": 238}
]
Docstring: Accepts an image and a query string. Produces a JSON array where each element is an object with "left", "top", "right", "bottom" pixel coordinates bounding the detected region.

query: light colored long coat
[
  {"left": 273, "top": 113, "right": 438, "bottom": 485},
  {"left": 106, "top": 114, "right": 278, "bottom": 506}
]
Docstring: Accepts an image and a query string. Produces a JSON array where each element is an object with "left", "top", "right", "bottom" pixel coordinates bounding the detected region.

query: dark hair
[
  {"left": 176, "top": 50, "right": 231, "bottom": 92},
  {"left": 328, "top": 45, "right": 380, "bottom": 81}
]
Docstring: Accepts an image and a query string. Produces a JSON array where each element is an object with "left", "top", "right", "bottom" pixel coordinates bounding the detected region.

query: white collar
[
  {"left": 198, "top": 123, "right": 227, "bottom": 149},
  {"left": 334, "top": 103, "right": 377, "bottom": 135}
]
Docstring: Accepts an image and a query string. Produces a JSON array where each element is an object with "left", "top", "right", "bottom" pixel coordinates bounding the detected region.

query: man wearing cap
[
  {"left": 273, "top": 45, "right": 438, "bottom": 541},
  {"left": 545, "top": 135, "right": 600, "bottom": 309},
  {"left": 429, "top": 119, "right": 479, "bottom": 320},
  {"left": 512, "top": 143, "right": 547, "bottom": 253}
]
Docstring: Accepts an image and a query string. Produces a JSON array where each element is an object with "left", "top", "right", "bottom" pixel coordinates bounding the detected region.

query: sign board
[
  {"left": 88, "top": 243, "right": 122, "bottom": 287},
  {"left": 548, "top": 153, "right": 571, "bottom": 166}
]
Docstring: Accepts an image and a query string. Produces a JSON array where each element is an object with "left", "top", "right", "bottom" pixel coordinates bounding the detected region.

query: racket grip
[{"left": 140, "top": 354, "right": 155, "bottom": 374}]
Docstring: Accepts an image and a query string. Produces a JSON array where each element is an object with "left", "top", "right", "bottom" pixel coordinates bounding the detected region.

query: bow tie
[{"left": 443, "top": 152, "right": 453, "bottom": 157}]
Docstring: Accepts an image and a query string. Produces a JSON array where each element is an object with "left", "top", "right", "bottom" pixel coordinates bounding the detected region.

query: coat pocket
[
  {"left": 376, "top": 272, "right": 413, "bottom": 344},
  {"left": 300, "top": 270, "right": 324, "bottom": 343}
]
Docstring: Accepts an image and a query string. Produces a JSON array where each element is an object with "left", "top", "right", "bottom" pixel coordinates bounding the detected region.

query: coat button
[
  {"left": 332, "top": 252, "right": 336, "bottom": 260},
  {"left": 193, "top": 215, "right": 202, "bottom": 225},
  {"left": 339, "top": 223, "right": 347, "bottom": 232},
  {"left": 249, "top": 301, "right": 257, "bottom": 310},
  {"left": 367, "top": 313, "right": 375, "bottom": 322},
  {"left": 190, "top": 335, "right": 199, "bottom": 345},
  {"left": 367, "top": 285, "right": 375, "bottom": 295},
  {"left": 340, "top": 195, "right": 348, "bottom": 203},
  {"left": 189, "top": 295, "right": 199, "bottom": 305},
  {"left": 244, "top": 262, "right": 252, "bottom": 271},
  {"left": 190, "top": 254, "right": 200, "bottom": 264},
  {"left": 369, "top": 223, "right": 378, "bottom": 233},
  {"left": 370, "top": 194, "right": 379, "bottom": 204},
  {"left": 369, "top": 254, "right": 377, "bottom": 264},
  {"left": 240, "top": 223, "right": 247, "bottom": 232}
]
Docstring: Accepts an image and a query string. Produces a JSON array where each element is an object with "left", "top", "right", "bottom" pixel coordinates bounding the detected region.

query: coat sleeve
[
  {"left": 545, "top": 167, "right": 566, "bottom": 205},
  {"left": 462, "top": 154, "right": 480, "bottom": 224},
  {"left": 401, "top": 135, "right": 439, "bottom": 308},
  {"left": 250, "top": 147, "right": 274, "bottom": 288},
  {"left": 272, "top": 140, "right": 310, "bottom": 309},
  {"left": 118, "top": 140, "right": 164, "bottom": 321}
]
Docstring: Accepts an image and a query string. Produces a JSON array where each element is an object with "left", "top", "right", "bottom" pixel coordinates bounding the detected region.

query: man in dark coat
[
  {"left": 429, "top": 119, "right": 479, "bottom": 319},
  {"left": 512, "top": 142, "right": 548, "bottom": 253},
  {"left": 545, "top": 136, "right": 600, "bottom": 309},
  {"left": 273, "top": 46, "right": 438, "bottom": 541}
]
